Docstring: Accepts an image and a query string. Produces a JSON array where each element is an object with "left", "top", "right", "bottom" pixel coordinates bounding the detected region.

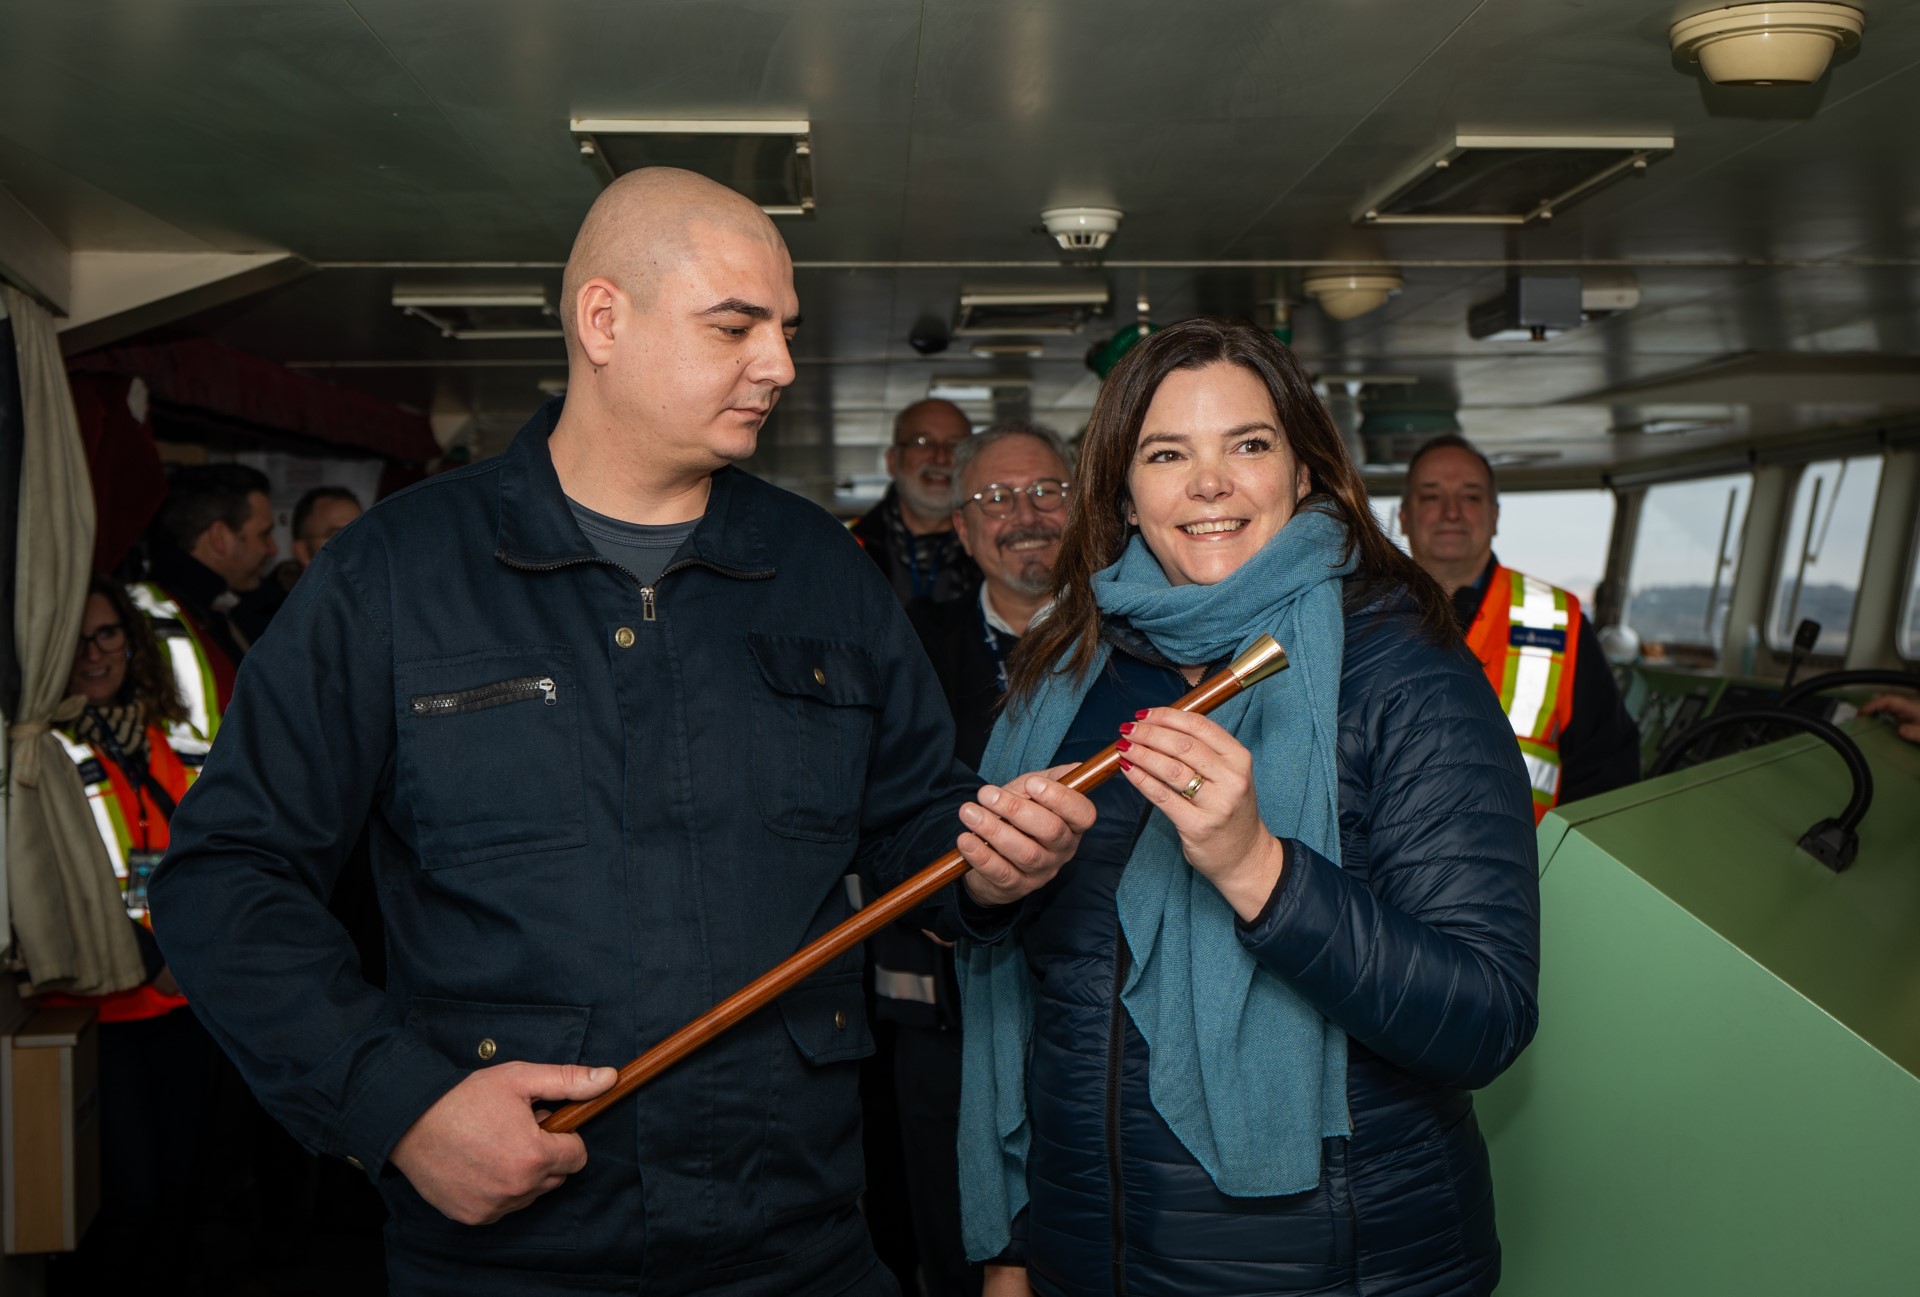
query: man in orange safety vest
[{"left": 1400, "top": 435, "right": 1640, "bottom": 824}]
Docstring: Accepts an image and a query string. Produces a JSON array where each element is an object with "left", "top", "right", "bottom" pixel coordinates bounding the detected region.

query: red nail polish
[
  {"left": 1115, "top": 738, "right": 1132, "bottom": 752},
  {"left": 1118, "top": 757, "right": 1133, "bottom": 772},
  {"left": 1135, "top": 710, "right": 1149, "bottom": 720},
  {"left": 1118, "top": 722, "right": 1135, "bottom": 735}
]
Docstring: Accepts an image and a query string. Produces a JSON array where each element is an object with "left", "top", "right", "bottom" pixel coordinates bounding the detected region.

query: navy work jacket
[{"left": 151, "top": 403, "right": 979, "bottom": 1293}]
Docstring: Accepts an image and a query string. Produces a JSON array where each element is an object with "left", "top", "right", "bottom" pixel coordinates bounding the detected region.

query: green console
[{"left": 1480, "top": 715, "right": 1920, "bottom": 1295}]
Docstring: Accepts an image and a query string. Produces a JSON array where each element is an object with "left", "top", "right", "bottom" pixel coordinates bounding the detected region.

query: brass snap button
[
  {"left": 477, "top": 1037, "right": 498, "bottom": 1061},
  {"left": 833, "top": 1009, "right": 847, "bottom": 1030},
  {"left": 615, "top": 627, "right": 636, "bottom": 649},
  {"left": 813, "top": 666, "right": 827, "bottom": 686}
]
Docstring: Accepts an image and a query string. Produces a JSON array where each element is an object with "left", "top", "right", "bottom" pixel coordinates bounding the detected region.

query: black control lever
[{"left": 1781, "top": 618, "right": 1821, "bottom": 691}]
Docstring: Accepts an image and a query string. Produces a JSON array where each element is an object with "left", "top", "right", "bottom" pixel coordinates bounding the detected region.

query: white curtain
[{"left": 4, "top": 284, "right": 144, "bottom": 994}]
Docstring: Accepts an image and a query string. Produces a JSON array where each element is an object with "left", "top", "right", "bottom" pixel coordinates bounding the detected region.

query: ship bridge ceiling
[{"left": 1, "top": 0, "right": 1918, "bottom": 499}]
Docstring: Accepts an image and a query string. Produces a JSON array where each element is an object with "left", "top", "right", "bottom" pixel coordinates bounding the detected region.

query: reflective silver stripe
[
  {"left": 1520, "top": 751, "right": 1561, "bottom": 798},
  {"left": 127, "top": 582, "right": 183, "bottom": 620},
  {"left": 165, "top": 723, "right": 211, "bottom": 761},
  {"left": 166, "top": 637, "right": 213, "bottom": 740},
  {"left": 56, "top": 732, "right": 128, "bottom": 876},
  {"left": 874, "top": 967, "right": 939, "bottom": 1005},
  {"left": 132, "top": 582, "right": 217, "bottom": 740}
]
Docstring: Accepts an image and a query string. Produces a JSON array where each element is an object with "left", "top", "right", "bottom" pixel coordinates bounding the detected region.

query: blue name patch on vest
[
  {"left": 1509, "top": 625, "right": 1568, "bottom": 652},
  {"left": 76, "top": 757, "right": 107, "bottom": 785}
]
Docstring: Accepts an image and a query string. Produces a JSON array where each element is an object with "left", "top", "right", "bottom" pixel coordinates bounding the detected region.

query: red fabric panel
[
  {"left": 69, "top": 371, "right": 168, "bottom": 574},
  {"left": 68, "top": 338, "right": 439, "bottom": 463}
]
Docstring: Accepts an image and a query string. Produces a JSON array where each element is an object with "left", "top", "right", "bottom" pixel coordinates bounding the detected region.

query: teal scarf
[{"left": 956, "top": 507, "right": 1356, "bottom": 1261}]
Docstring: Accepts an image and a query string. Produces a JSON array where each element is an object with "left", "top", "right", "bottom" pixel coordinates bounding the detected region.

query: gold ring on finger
[{"left": 1179, "top": 773, "right": 1206, "bottom": 801}]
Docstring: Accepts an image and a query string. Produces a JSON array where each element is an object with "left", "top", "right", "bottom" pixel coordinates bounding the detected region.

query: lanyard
[
  {"left": 85, "top": 709, "right": 175, "bottom": 851},
  {"left": 980, "top": 602, "right": 1010, "bottom": 694}
]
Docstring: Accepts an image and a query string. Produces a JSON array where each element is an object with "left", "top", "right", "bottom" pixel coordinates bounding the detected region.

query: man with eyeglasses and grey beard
[
  {"left": 875, "top": 420, "right": 1073, "bottom": 1297},
  {"left": 852, "top": 398, "right": 983, "bottom": 606},
  {"left": 911, "top": 421, "right": 1073, "bottom": 766}
]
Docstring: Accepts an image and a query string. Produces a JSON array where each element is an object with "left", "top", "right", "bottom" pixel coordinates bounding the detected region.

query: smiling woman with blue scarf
[{"left": 950, "top": 319, "right": 1540, "bottom": 1297}]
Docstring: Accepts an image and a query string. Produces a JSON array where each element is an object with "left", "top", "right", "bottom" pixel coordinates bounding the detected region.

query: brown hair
[
  {"left": 84, "top": 574, "right": 189, "bottom": 725},
  {"left": 1007, "top": 317, "right": 1454, "bottom": 703}
]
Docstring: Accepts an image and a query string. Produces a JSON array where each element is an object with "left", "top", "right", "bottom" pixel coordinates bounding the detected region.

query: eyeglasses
[
  {"left": 78, "top": 623, "right": 127, "bottom": 655},
  {"left": 962, "top": 479, "right": 1070, "bottom": 518},
  {"left": 895, "top": 433, "right": 970, "bottom": 455}
]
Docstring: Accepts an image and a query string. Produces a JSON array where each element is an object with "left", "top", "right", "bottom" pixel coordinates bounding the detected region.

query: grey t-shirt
[{"left": 567, "top": 497, "right": 699, "bottom": 587}]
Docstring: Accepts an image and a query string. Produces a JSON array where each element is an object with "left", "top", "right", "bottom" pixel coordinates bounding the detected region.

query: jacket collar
[
  {"left": 494, "top": 397, "right": 775, "bottom": 577},
  {"left": 1451, "top": 552, "right": 1500, "bottom": 630},
  {"left": 149, "top": 544, "right": 231, "bottom": 612}
]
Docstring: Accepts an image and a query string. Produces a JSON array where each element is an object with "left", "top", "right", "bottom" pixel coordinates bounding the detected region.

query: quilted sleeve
[{"left": 1239, "top": 632, "right": 1540, "bottom": 1089}]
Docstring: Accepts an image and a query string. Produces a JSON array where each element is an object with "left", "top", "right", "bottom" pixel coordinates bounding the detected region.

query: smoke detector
[
  {"left": 1040, "top": 207, "right": 1123, "bottom": 251},
  {"left": 1303, "top": 270, "right": 1403, "bottom": 321},
  {"left": 1670, "top": 4, "right": 1864, "bottom": 86}
]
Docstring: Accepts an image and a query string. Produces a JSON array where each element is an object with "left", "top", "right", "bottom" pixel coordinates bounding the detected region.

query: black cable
[
  {"left": 1775, "top": 668, "right": 1920, "bottom": 713},
  {"left": 1647, "top": 706, "right": 1872, "bottom": 833}
]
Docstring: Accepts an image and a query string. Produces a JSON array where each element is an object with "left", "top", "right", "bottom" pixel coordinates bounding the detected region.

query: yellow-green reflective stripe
[{"left": 1517, "top": 737, "right": 1561, "bottom": 801}]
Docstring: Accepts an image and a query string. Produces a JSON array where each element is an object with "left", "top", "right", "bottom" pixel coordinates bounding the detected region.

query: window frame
[
  {"left": 1764, "top": 454, "right": 1885, "bottom": 660},
  {"left": 1898, "top": 505, "right": 1920, "bottom": 663},
  {"left": 1620, "top": 469, "right": 1755, "bottom": 657}
]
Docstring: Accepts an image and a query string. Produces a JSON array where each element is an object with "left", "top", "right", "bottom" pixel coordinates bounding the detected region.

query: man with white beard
[{"left": 852, "top": 398, "right": 982, "bottom": 606}]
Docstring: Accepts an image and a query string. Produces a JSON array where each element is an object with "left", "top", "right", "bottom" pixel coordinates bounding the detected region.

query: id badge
[{"left": 126, "top": 849, "right": 164, "bottom": 917}]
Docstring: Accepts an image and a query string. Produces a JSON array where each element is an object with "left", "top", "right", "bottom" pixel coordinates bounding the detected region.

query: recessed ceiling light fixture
[
  {"left": 1670, "top": 3, "right": 1864, "bottom": 86},
  {"left": 391, "top": 284, "right": 561, "bottom": 341},
  {"left": 1358, "top": 134, "right": 1673, "bottom": 226},
  {"left": 391, "top": 287, "right": 551, "bottom": 310},
  {"left": 570, "top": 118, "right": 814, "bottom": 215},
  {"left": 953, "top": 286, "right": 1110, "bottom": 337},
  {"left": 927, "top": 375, "right": 1034, "bottom": 402},
  {"left": 1610, "top": 416, "right": 1736, "bottom": 436}
]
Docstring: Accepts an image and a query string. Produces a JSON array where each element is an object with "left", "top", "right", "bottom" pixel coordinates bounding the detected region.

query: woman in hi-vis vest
[{"left": 41, "top": 575, "right": 209, "bottom": 1295}]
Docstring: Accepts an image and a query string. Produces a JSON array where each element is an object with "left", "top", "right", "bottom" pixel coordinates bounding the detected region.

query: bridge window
[
  {"left": 1768, "top": 456, "right": 1883, "bottom": 657},
  {"left": 1369, "top": 489, "right": 1615, "bottom": 607},
  {"left": 1902, "top": 525, "right": 1920, "bottom": 661},
  {"left": 1623, "top": 472, "right": 1752, "bottom": 653}
]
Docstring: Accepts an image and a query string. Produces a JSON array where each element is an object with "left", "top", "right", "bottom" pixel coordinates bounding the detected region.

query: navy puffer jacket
[{"left": 973, "top": 594, "right": 1539, "bottom": 1297}]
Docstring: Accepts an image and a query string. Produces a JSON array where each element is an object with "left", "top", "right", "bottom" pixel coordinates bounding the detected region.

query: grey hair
[{"left": 950, "top": 419, "right": 1074, "bottom": 511}]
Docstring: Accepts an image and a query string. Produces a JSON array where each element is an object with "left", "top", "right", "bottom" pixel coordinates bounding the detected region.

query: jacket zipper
[
  {"left": 1107, "top": 937, "right": 1131, "bottom": 1295},
  {"left": 410, "top": 675, "right": 556, "bottom": 716},
  {"left": 495, "top": 551, "right": 774, "bottom": 626}
]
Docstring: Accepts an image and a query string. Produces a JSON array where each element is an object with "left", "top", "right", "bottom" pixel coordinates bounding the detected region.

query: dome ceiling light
[
  {"left": 1670, "top": 4, "right": 1865, "bottom": 86},
  {"left": 1303, "top": 270, "right": 1403, "bottom": 321}
]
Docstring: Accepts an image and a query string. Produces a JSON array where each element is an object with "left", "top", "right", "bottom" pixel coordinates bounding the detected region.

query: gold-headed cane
[{"left": 540, "top": 634, "right": 1289, "bottom": 1133}]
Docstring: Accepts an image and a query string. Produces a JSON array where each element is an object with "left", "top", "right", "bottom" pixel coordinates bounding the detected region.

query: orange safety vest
[
  {"left": 1464, "top": 564, "right": 1581, "bottom": 825},
  {"left": 44, "top": 724, "right": 196, "bottom": 1023}
]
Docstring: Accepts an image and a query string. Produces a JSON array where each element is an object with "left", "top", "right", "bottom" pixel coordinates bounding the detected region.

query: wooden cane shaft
[{"left": 540, "top": 659, "right": 1257, "bottom": 1134}]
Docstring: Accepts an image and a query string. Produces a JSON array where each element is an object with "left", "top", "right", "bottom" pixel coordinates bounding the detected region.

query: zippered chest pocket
[
  {"left": 395, "top": 649, "right": 585, "bottom": 869},
  {"left": 410, "top": 675, "right": 558, "bottom": 716}
]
